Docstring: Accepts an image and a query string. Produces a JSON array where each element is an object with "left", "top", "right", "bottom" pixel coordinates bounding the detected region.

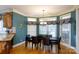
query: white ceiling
[{"left": 0, "top": 5, "right": 78, "bottom": 17}]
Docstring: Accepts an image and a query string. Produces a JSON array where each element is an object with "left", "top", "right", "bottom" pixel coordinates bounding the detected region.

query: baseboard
[
  {"left": 13, "top": 41, "right": 25, "bottom": 48},
  {"left": 61, "top": 42, "right": 75, "bottom": 49},
  {"left": 60, "top": 42, "right": 78, "bottom": 53},
  {"left": 75, "top": 50, "right": 79, "bottom": 54}
]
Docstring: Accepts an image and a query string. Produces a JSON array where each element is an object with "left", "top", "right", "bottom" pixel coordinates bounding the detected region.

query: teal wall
[
  {"left": 36, "top": 18, "right": 39, "bottom": 35},
  {"left": 13, "top": 12, "right": 27, "bottom": 45},
  {"left": 57, "top": 16, "right": 60, "bottom": 38},
  {"left": 71, "top": 11, "right": 76, "bottom": 47}
]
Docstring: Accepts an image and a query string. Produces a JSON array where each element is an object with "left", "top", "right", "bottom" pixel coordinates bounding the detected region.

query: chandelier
[{"left": 40, "top": 9, "right": 47, "bottom": 25}]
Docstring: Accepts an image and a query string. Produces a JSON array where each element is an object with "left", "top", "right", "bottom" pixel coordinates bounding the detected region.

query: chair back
[
  {"left": 37, "top": 35, "right": 43, "bottom": 41},
  {"left": 48, "top": 35, "right": 52, "bottom": 38},
  {"left": 31, "top": 36, "right": 38, "bottom": 43},
  {"left": 43, "top": 37, "right": 50, "bottom": 45},
  {"left": 25, "top": 35, "right": 30, "bottom": 41}
]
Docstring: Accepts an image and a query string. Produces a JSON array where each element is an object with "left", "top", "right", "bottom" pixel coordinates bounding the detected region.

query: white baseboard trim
[
  {"left": 13, "top": 41, "right": 25, "bottom": 48},
  {"left": 60, "top": 42, "right": 78, "bottom": 53},
  {"left": 61, "top": 42, "right": 75, "bottom": 49},
  {"left": 75, "top": 50, "right": 79, "bottom": 54}
]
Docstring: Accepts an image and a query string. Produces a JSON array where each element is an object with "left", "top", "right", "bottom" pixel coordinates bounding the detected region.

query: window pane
[
  {"left": 60, "top": 13, "right": 71, "bottom": 20},
  {"left": 27, "top": 25, "right": 37, "bottom": 36},
  {"left": 48, "top": 25, "right": 57, "bottom": 37},
  {"left": 28, "top": 18, "right": 37, "bottom": 22},
  {"left": 39, "top": 25, "right": 47, "bottom": 34},
  {"left": 39, "top": 24, "right": 57, "bottom": 37},
  {"left": 0, "top": 20, "right": 3, "bottom": 32},
  {"left": 40, "top": 22, "right": 47, "bottom": 24},
  {"left": 39, "top": 17, "right": 57, "bottom": 21}
]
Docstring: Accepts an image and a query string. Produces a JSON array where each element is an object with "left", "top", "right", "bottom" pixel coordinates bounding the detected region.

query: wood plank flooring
[{"left": 10, "top": 43, "right": 76, "bottom": 54}]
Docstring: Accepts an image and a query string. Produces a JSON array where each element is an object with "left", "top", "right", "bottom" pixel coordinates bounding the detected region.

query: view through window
[
  {"left": 39, "top": 17, "right": 57, "bottom": 37},
  {"left": 60, "top": 13, "right": 71, "bottom": 45},
  {"left": 27, "top": 18, "right": 37, "bottom": 36}
]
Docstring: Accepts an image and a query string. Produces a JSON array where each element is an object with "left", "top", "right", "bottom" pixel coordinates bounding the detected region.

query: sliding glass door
[
  {"left": 60, "top": 13, "right": 71, "bottom": 46},
  {"left": 60, "top": 23, "right": 71, "bottom": 45}
]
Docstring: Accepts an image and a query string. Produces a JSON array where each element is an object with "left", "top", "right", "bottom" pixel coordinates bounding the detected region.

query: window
[
  {"left": 39, "top": 24, "right": 57, "bottom": 37},
  {"left": 0, "top": 20, "right": 7, "bottom": 33},
  {"left": 60, "top": 13, "right": 71, "bottom": 20},
  {"left": 40, "top": 22, "right": 47, "bottom": 24},
  {"left": 39, "top": 17, "right": 57, "bottom": 21},
  {"left": 39, "top": 17, "right": 57, "bottom": 37},
  {"left": 59, "top": 13, "right": 71, "bottom": 45},
  {"left": 39, "top": 25, "right": 48, "bottom": 35},
  {"left": 61, "top": 24, "right": 71, "bottom": 45},
  {"left": 0, "top": 20, "right": 3, "bottom": 32},
  {"left": 27, "top": 18, "right": 37, "bottom": 36},
  {"left": 28, "top": 18, "right": 37, "bottom": 22},
  {"left": 27, "top": 25, "right": 37, "bottom": 36},
  {"left": 48, "top": 25, "right": 57, "bottom": 37}
]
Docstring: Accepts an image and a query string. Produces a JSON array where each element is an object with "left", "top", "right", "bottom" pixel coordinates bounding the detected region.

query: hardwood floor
[{"left": 10, "top": 43, "right": 76, "bottom": 54}]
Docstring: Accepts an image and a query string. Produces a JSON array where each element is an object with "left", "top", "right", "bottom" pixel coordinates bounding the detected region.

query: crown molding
[
  {"left": 57, "top": 7, "right": 76, "bottom": 16},
  {"left": 13, "top": 8, "right": 26, "bottom": 16},
  {"left": 0, "top": 8, "right": 13, "bottom": 14}
]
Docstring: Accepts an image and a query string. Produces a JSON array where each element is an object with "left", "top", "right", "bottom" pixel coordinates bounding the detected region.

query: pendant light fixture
[{"left": 40, "top": 9, "right": 47, "bottom": 25}]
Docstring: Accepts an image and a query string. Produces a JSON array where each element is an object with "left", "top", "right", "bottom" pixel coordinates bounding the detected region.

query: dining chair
[
  {"left": 42, "top": 36, "right": 52, "bottom": 52},
  {"left": 50, "top": 37, "right": 61, "bottom": 53},
  {"left": 25, "top": 35, "right": 31, "bottom": 47},
  {"left": 48, "top": 35, "right": 52, "bottom": 38},
  {"left": 37, "top": 35, "right": 43, "bottom": 47},
  {"left": 31, "top": 36, "right": 40, "bottom": 49}
]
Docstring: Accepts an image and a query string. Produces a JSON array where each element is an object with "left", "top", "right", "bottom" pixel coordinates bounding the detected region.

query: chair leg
[
  {"left": 43, "top": 46, "right": 45, "bottom": 52},
  {"left": 36, "top": 44, "right": 38, "bottom": 49},
  {"left": 58, "top": 45, "right": 60, "bottom": 54},
  {"left": 58, "top": 44, "right": 61, "bottom": 49},
  {"left": 35, "top": 44, "right": 36, "bottom": 48},
  {"left": 42, "top": 45, "right": 44, "bottom": 50},
  {"left": 25, "top": 41, "right": 27, "bottom": 47},
  {"left": 40, "top": 42, "right": 41, "bottom": 47},
  {"left": 28, "top": 42, "right": 30, "bottom": 47},
  {"left": 51, "top": 44, "right": 52, "bottom": 50},
  {"left": 32, "top": 43, "right": 33, "bottom": 49}
]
